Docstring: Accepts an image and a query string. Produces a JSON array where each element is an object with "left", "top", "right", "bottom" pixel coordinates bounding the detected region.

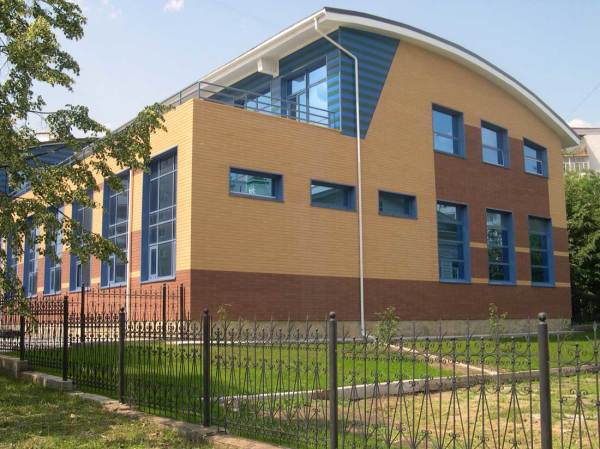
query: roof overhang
[{"left": 201, "top": 7, "right": 579, "bottom": 147}]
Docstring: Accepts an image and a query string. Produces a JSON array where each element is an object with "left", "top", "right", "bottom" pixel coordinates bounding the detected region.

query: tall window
[
  {"left": 529, "top": 217, "right": 553, "bottom": 285},
  {"left": 102, "top": 174, "right": 129, "bottom": 287},
  {"left": 146, "top": 153, "right": 176, "bottom": 280},
  {"left": 6, "top": 237, "right": 19, "bottom": 279},
  {"left": 432, "top": 105, "right": 464, "bottom": 156},
  {"left": 481, "top": 122, "right": 508, "bottom": 167},
  {"left": 44, "top": 208, "right": 63, "bottom": 295},
  {"left": 287, "top": 63, "right": 329, "bottom": 126},
  {"left": 524, "top": 140, "right": 547, "bottom": 176},
  {"left": 23, "top": 226, "right": 38, "bottom": 297},
  {"left": 436, "top": 202, "right": 468, "bottom": 281},
  {"left": 486, "top": 210, "right": 514, "bottom": 283},
  {"left": 70, "top": 194, "right": 92, "bottom": 290}
]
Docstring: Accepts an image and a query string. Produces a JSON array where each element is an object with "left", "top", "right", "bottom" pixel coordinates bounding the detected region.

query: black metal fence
[{"left": 1, "top": 290, "right": 598, "bottom": 449}]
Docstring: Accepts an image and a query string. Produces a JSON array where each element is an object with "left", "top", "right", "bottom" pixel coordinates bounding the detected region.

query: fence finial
[
  {"left": 329, "top": 311, "right": 336, "bottom": 320},
  {"left": 538, "top": 312, "right": 547, "bottom": 323}
]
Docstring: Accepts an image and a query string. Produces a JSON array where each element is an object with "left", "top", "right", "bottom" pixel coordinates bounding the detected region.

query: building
[
  {"left": 563, "top": 127, "right": 600, "bottom": 173},
  {"left": 9, "top": 8, "right": 578, "bottom": 333}
]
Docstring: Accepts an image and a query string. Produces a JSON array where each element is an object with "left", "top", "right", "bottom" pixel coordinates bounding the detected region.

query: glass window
[
  {"left": 103, "top": 175, "right": 129, "bottom": 287},
  {"left": 379, "top": 191, "right": 417, "bottom": 218},
  {"left": 147, "top": 153, "right": 176, "bottom": 280},
  {"left": 71, "top": 193, "right": 92, "bottom": 290},
  {"left": 44, "top": 208, "right": 63, "bottom": 295},
  {"left": 524, "top": 140, "right": 547, "bottom": 176},
  {"left": 229, "top": 168, "right": 282, "bottom": 200},
  {"left": 6, "top": 237, "right": 19, "bottom": 279},
  {"left": 487, "top": 210, "right": 514, "bottom": 283},
  {"left": 529, "top": 217, "right": 553, "bottom": 284},
  {"left": 23, "top": 225, "right": 38, "bottom": 297},
  {"left": 482, "top": 123, "right": 508, "bottom": 166},
  {"left": 286, "top": 62, "right": 329, "bottom": 126},
  {"left": 311, "top": 181, "right": 355, "bottom": 211},
  {"left": 436, "top": 202, "right": 468, "bottom": 281},
  {"left": 432, "top": 106, "right": 464, "bottom": 156}
]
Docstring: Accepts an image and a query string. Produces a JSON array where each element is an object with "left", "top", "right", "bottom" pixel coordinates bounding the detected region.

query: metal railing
[{"left": 2, "top": 294, "right": 596, "bottom": 449}]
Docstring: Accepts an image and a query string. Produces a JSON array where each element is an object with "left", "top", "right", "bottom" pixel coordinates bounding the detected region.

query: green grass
[
  {"left": 0, "top": 375, "right": 210, "bottom": 449},
  {"left": 412, "top": 331, "right": 598, "bottom": 371}
]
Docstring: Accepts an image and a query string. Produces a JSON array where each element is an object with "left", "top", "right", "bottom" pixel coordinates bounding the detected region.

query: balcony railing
[{"left": 163, "top": 81, "right": 340, "bottom": 129}]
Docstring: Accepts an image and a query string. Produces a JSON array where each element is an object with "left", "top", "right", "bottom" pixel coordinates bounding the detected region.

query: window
[
  {"left": 311, "top": 181, "right": 355, "bottom": 211},
  {"left": 529, "top": 217, "right": 553, "bottom": 285},
  {"left": 145, "top": 153, "right": 177, "bottom": 281},
  {"left": 70, "top": 193, "right": 92, "bottom": 291},
  {"left": 286, "top": 62, "right": 329, "bottom": 126},
  {"left": 432, "top": 105, "right": 464, "bottom": 156},
  {"left": 246, "top": 89, "right": 272, "bottom": 114},
  {"left": 6, "top": 237, "right": 19, "bottom": 278},
  {"left": 379, "top": 191, "right": 417, "bottom": 218},
  {"left": 486, "top": 210, "right": 514, "bottom": 283},
  {"left": 102, "top": 174, "right": 129, "bottom": 287},
  {"left": 524, "top": 140, "right": 547, "bottom": 176},
  {"left": 44, "top": 208, "right": 63, "bottom": 295},
  {"left": 563, "top": 157, "right": 590, "bottom": 173},
  {"left": 229, "top": 168, "right": 283, "bottom": 200},
  {"left": 436, "top": 202, "right": 468, "bottom": 281},
  {"left": 481, "top": 122, "right": 508, "bottom": 167},
  {"left": 23, "top": 225, "right": 38, "bottom": 297}
]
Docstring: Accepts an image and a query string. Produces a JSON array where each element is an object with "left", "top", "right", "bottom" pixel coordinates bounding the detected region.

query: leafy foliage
[
  {"left": 565, "top": 172, "right": 600, "bottom": 322},
  {"left": 0, "top": 0, "right": 167, "bottom": 307},
  {"left": 373, "top": 306, "right": 400, "bottom": 345}
]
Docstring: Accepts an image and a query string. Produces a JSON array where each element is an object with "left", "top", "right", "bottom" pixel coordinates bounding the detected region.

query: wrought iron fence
[{"left": 1, "top": 292, "right": 598, "bottom": 449}]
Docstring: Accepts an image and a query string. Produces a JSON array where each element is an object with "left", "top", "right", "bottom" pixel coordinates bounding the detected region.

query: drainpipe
[
  {"left": 125, "top": 168, "right": 133, "bottom": 316},
  {"left": 314, "top": 17, "right": 366, "bottom": 338}
]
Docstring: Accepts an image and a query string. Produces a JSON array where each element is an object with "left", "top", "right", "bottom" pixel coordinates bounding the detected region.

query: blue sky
[{"left": 36, "top": 0, "right": 600, "bottom": 132}]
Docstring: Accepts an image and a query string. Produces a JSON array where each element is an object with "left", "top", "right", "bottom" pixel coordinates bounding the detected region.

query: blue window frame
[
  {"left": 436, "top": 202, "right": 469, "bottom": 281},
  {"left": 432, "top": 105, "right": 464, "bottom": 156},
  {"left": 529, "top": 217, "right": 554, "bottom": 285},
  {"left": 486, "top": 210, "right": 515, "bottom": 283},
  {"left": 44, "top": 208, "right": 63, "bottom": 295},
  {"left": 23, "top": 225, "right": 38, "bottom": 297},
  {"left": 481, "top": 122, "right": 509, "bottom": 167},
  {"left": 523, "top": 139, "right": 548, "bottom": 176},
  {"left": 101, "top": 174, "right": 129, "bottom": 287},
  {"left": 142, "top": 152, "right": 177, "bottom": 282},
  {"left": 229, "top": 168, "right": 283, "bottom": 200},
  {"left": 70, "top": 193, "right": 92, "bottom": 291},
  {"left": 286, "top": 62, "right": 329, "bottom": 126},
  {"left": 311, "top": 181, "right": 355, "bottom": 211},
  {"left": 6, "top": 236, "right": 19, "bottom": 279},
  {"left": 379, "top": 191, "right": 417, "bottom": 218}
]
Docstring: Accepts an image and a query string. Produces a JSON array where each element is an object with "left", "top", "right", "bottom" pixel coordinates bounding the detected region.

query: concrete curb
[{"left": 0, "top": 354, "right": 28, "bottom": 378}]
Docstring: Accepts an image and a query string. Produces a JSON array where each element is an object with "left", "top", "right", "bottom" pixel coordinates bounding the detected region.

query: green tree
[
  {"left": 0, "top": 0, "right": 167, "bottom": 310},
  {"left": 565, "top": 172, "right": 600, "bottom": 321}
]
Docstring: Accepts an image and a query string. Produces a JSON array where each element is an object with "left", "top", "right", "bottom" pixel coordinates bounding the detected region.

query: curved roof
[{"left": 201, "top": 7, "right": 578, "bottom": 147}]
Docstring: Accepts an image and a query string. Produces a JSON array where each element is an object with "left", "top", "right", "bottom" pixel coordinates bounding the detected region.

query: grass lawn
[
  {"left": 412, "top": 331, "right": 598, "bottom": 371},
  {"left": 0, "top": 375, "right": 210, "bottom": 449}
]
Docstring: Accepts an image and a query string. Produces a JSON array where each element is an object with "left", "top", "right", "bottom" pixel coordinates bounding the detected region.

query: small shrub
[
  {"left": 488, "top": 303, "right": 507, "bottom": 339},
  {"left": 374, "top": 306, "right": 400, "bottom": 346}
]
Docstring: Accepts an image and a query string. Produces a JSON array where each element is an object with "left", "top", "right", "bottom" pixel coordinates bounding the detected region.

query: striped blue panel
[{"left": 338, "top": 28, "right": 399, "bottom": 138}]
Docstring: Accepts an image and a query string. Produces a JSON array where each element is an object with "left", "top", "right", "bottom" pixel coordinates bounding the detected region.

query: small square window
[
  {"left": 481, "top": 122, "right": 509, "bottom": 167},
  {"left": 379, "top": 191, "right": 417, "bottom": 218},
  {"left": 311, "top": 181, "right": 355, "bottom": 211},
  {"left": 432, "top": 105, "right": 464, "bottom": 156},
  {"left": 523, "top": 139, "right": 547, "bottom": 176},
  {"left": 229, "top": 168, "right": 283, "bottom": 201}
]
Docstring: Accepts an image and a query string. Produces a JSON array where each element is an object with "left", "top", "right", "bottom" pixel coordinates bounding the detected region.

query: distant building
[{"left": 563, "top": 127, "right": 600, "bottom": 172}]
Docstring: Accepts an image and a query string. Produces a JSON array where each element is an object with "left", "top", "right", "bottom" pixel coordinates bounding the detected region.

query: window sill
[
  {"left": 531, "top": 282, "right": 555, "bottom": 288},
  {"left": 434, "top": 149, "right": 465, "bottom": 159},
  {"left": 488, "top": 281, "right": 516, "bottom": 286},
  {"left": 439, "top": 279, "right": 471, "bottom": 285},
  {"left": 482, "top": 160, "right": 509, "bottom": 169},
  {"left": 229, "top": 192, "right": 283, "bottom": 203},
  {"left": 524, "top": 170, "right": 548, "bottom": 179},
  {"left": 379, "top": 212, "right": 417, "bottom": 220},
  {"left": 141, "top": 276, "right": 176, "bottom": 285},
  {"left": 100, "top": 282, "right": 127, "bottom": 289}
]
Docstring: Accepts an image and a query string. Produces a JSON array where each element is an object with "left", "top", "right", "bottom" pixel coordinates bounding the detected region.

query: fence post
[
  {"left": 162, "top": 283, "right": 167, "bottom": 340},
  {"left": 179, "top": 284, "right": 184, "bottom": 342},
  {"left": 19, "top": 314, "right": 25, "bottom": 361},
  {"left": 80, "top": 282, "right": 86, "bottom": 343},
  {"left": 538, "top": 312, "right": 552, "bottom": 449},
  {"left": 62, "top": 295, "right": 69, "bottom": 381},
  {"left": 202, "top": 309, "right": 211, "bottom": 427},
  {"left": 328, "top": 312, "right": 338, "bottom": 449},
  {"left": 118, "top": 306, "right": 126, "bottom": 403}
]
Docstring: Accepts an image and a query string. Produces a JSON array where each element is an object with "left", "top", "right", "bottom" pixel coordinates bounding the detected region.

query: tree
[
  {"left": 0, "top": 0, "right": 167, "bottom": 310},
  {"left": 565, "top": 172, "right": 600, "bottom": 322}
]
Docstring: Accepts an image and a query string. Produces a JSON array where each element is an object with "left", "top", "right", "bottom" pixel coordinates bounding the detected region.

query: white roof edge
[{"left": 200, "top": 7, "right": 579, "bottom": 147}]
